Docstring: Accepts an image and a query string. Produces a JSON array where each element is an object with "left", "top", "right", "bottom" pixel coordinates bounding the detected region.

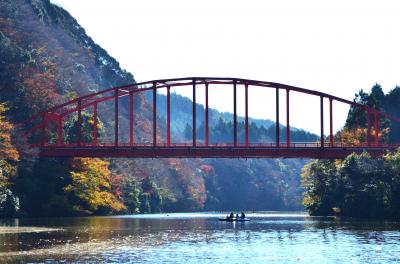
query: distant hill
[
  {"left": 146, "top": 92, "right": 318, "bottom": 143},
  {"left": 146, "top": 92, "right": 274, "bottom": 133}
]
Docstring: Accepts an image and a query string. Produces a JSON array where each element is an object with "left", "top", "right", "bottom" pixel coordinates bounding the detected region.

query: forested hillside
[
  {"left": 0, "top": 0, "right": 315, "bottom": 218},
  {"left": 302, "top": 84, "right": 400, "bottom": 218}
]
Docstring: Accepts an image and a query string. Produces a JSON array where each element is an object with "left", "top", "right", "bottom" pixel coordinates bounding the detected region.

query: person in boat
[
  {"left": 240, "top": 212, "right": 245, "bottom": 219},
  {"left": 236, "top": 213, "right": 239, "bottom": 219},
  {"left": 228, "top": 212, "right": 234, "bottom": 219}
]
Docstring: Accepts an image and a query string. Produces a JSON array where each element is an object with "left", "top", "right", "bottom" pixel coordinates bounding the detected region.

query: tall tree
[
  {"left": 0, "top": 102, "right": 20, "bottom": 217},
  {"left": 0, "top": 103, "right": 19, "bottom": 186}
]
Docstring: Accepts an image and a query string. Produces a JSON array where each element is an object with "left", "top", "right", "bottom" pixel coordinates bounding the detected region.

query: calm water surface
[{"left": 1, "top": 212, "right": 400, "bottom": 263}]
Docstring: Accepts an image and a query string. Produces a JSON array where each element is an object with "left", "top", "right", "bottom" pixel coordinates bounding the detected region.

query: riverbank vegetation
[{"left": 302, "top": 84, "right": 400, "bottom": 218}]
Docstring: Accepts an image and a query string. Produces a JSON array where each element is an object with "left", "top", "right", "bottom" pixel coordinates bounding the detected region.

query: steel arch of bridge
[{"left": 20, "top": 77, "right": 400, "bottom": 158}]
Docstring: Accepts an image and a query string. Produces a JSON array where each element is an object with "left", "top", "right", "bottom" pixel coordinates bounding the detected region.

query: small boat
[{"left": 218, "top": 217, "right": 250, "bottom": 222}]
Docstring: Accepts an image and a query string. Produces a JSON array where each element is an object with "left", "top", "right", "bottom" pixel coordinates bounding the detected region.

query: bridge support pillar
[
  {"left": 77, "top": 100, "right": 82, "bottom": 146},
  {"left": 320, "top": 96, "right": 324, "bottom": 148},
  {"left": 129, "top": 91, "right": 134, "bottom": 146},
  {"left": 205, "top": 83, "right": 209, "bottom": 146},
  {"left": 93, "top": 102, "right": 97, "bottom": 146},
  {"left": 57, "top": 117, "right": 62, "bottom": 146},
  {"left": 286, "top": 89, "right": 290, "bottom": 147},
  {"left": 367, "top": 110, "right": 371, "bottom": 147},
  {"left": 167, "top": 86, "right": 171, "bottom": 146},
  {"left": 329, "top": 98, "right": 333, "bottom": 147},
  {"left": 192, "top": 79, "right": 196, "bottom": 147},
  {"left": 245, "top": 83, "right": 249, "bottom": 146},
  {"left": 276, "top": 87, "right": 280, "bottom": 147},
  {"left": 374, "top": 111, "right": 379, "bottom": 146},
  {"left": 115, "top": 89, "right": 119, "bottom": 146},
  {"left": 233, "top": 80, "right": 237, "bottom": 147},
  {"left": 153, "top": 82, "right": 157, "bottom": 147}
]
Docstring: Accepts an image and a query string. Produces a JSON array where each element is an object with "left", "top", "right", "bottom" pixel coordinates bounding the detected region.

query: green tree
[
  {"left": 344, "top": 84, "right": 390, "bottom": 144},
  {"left": 383, "top": 149, "right": 400, "bottom": 216},
  {"left": 302, "top": 151, "right": 400, "bottom": 218},
  {"left": 385, "top": 86, "right": 400, "bottom": 142},
  {"left": 337, "top": 152, "right": 389, "bottom": 217},
  {"left": 120, "top": 177, "right": 142, "bottom": 214},
  {"left": 301, "top": 159, "right": 337, "bottom": 215},
  {"left": 15, "top": 158, "right": 73, "bottom": 217},
  {"left": 63, "top": 111, "right": 103, "bottom": 144},
  {"left": 141, "top": 178, "right": 163, "bottom": 213},
  {"left": 345, "top": 89, "right": 370, "bottom": 129},
  {"left": 140, "top": 193, "right": 151, "bottom": 213}
]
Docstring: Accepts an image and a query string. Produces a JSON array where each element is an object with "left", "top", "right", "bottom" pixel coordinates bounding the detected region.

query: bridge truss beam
[
  {"left": 20, "top": 77, "right": 400, "bottom": 159},
  {"left": 39, "top": 146, "right": 396, "bottom": 159}
]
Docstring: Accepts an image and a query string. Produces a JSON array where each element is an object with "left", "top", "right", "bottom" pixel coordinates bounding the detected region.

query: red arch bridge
[{"left": 20, "top": 77, "right": 400, "bottom": 159}]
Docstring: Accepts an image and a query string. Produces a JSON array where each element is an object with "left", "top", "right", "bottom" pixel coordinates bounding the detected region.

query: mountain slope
[{"left": 0, "top": 0, "right": 310, "bottom": 216}]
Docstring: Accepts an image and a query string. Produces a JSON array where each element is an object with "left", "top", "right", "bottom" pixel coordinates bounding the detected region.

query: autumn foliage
[
  {"left": 65, "top": 158, "right": 125, "bottom": 214},
  {"left": 0, "top": 103, "right": 19, "bottom": 186},
  {"left": 336, "top": 127, "right": 389, "bottom": 145},
  {"left": 19, "top": 58, "right": 61, "bottom": 113}
]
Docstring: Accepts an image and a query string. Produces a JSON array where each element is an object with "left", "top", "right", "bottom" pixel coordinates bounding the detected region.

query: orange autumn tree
[
  {"left": 0, "top": 102, "right": 19, "bottom": 187},
  {"left": 65, "top": 158, "right": 125, "bottom": 214},
  {"left": 336, "top": 127, "right": 389, "bottom": 146},
  {"left": 18, "top": 56, "right": 61, "bottom": 114}
]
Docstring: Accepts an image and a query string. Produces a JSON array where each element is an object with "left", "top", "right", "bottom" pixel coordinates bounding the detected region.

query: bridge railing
[{"left": 31, "top": 142, "right": 400, "bottom": 149}]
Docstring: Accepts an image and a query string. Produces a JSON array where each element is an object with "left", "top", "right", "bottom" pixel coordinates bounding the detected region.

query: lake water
[{"left": 1, "top": 212, "right": 400, "bottom": 263}]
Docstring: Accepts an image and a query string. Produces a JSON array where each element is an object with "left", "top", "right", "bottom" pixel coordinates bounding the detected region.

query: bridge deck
[{"left": 38, "top": 144, "right": 399, "bottom": 159}]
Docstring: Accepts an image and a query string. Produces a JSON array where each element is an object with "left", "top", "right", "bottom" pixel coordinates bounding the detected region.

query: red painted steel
[
  {"left": 329, "top": 98, "right": 333, "bottom": 147},
  {"left": 233, "top": 81, "right": 237, "bottom": 147},
  {"left": 77, "top": 100, "right": 82, "bottom": 146},
  {"left": 57, "top": 117, "right": 62, "bottom": 146},
  {"left": 115, "top": 89, "right": 119, "bottom": 146},
  {"left": 93, "top": 102, "right": 97, "bottom": 146},
  {"left": 39, "top": 145, "right": 398, "bottom": 159},
  {"left": 245, "top": 83, "right": 249, "bottom": 146},
  {"left": 367, "top": 110, "right": 371, "bottom": 146},
  {"left": 320, "top": 96, "right": 324, "bottom": 147},
  {"left": 129, "top": 92, "right": 133, "bottom": 146},
  {"left": 167, "top": 86, "right": 171, "bottom": 146},
  {"left": 205, "top": 83, "right": 209, "bottom": 146},
  {"left": 18, "top": 77, "right": 400, "bottom": 125},
  {"left": 374, "top": 111, "right": 379, "bottom": 145},
  {"left": 286, "top": 89, "right": 290, "bottom": 147},
  {"left": 19, "top": 77, "right": 400, "bottom": 159},
  {"left": 192, "top": 79, "right": 196, "bottom": 147},
  {"left": 276, "top": 87, "right": 280, "bottom": 147},
  {"left": 153, "top": 82, "right": 157, "bottom": 147}
]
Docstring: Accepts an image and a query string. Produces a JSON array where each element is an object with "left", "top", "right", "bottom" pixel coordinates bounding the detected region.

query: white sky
[{"left": 51, "top": 0, "right": 400, "bottom": 135}]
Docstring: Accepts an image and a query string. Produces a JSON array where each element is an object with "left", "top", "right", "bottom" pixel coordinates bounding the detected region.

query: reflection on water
[{"left": 1, "top": 212, "right": 400, "bottom": 263}]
